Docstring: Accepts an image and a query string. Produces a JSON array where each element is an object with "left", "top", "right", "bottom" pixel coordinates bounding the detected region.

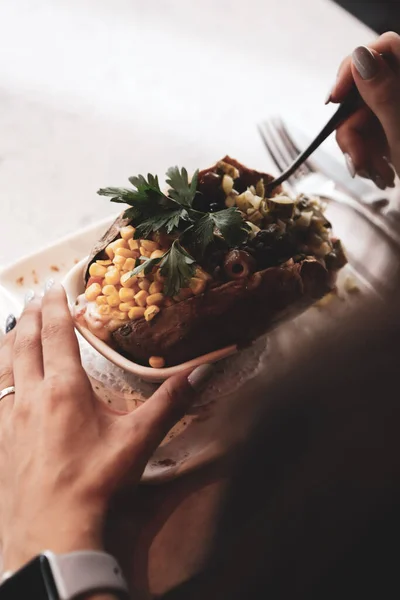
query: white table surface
[{"left": 0, "top": 0, "right": 374, "bottom": 267}]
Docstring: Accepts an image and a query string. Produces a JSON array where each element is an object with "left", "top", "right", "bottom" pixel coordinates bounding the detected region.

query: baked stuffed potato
[{"left": 74, "top": 157, "right": 347, "bottom": 368}]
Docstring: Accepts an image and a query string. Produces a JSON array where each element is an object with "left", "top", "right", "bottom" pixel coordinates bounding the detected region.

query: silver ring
[{"left": 0, "top": 386, "right": 15, "bottom": 402}]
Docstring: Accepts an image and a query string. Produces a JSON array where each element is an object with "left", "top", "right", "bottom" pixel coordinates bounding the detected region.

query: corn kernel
[
  {"left": 119, "top": 302, "right": 134, "bottom": 312},
  {"left": 120, "top": 272, "right": 137, "bottom": 288},
  {"left": 120, "top": 225, "right": 135, "bottom": 240},
  {"left": 128, "top": 306, "right": 146, "bottom": 320},
  {"left": 85, "top": 282, "right": 102, "bottom": 301},
  {"left": 96, "top": 295, "right": 108, "bottom": 305},
  {"left": 105, "top": 245, "right": 115, "bottom": 260},
  {"left": 109, "top": 238, "right": 128, "bottom": 251},
  {"left": 150, "top": 249, "right": 165, "bottom": 259},
  {"left": 102, "top": 284, "right": 117, "bottom": 296},
  {"left": 128, "top": 239, "right": 140, "bottom": 251},
  {"left": 123, "top": 258, "right": 136, "bottom": 272},
  {"left": 140, "top": 247, "right": 151, "bottom": 258},
  {"left": 119, "top": 287, "right": 135, "bottom": 301},
  {"left": 116, "top": 247, "right": 134, "bottom": 259},
  {"left": 189, "top": 277, "right": 206, "bottom": 295},
  {"left": 96, "top": 259, "right": 112, "bottom": 266},
  {"left": 113, "top": 255, "right": 126, "bottom": 268},
  {"left": 105, "top": 238, "right": 126, "bottom": 259},
  {"left": 139, "top": 279, "right": 150, "bottom": 292},
  {"left": 146, "top": 293, "right": 164, "bottom": 307},
  {"left": 107, "top": 293, "right": 120, "bottom": 307},
  {"left": 89, "top": 263, "right": 107, "bottom": 278},
  {"left": 98, "top": 304, "right": 111, "bottom": 316},
  {"left": 144, "top": 305, "right": 160, "bottom": 321},
  {"left": 134, "top": 290, "right": 149, "bottom": 307},
  {"left": 149, "top": 356, "right": 165, "bottom": 368},
  {"left": 104, "top": 268, "right": 120, "bottom": 286},
  {"left": 141, "top": 239, "right": 159, "bottom": 252},
  {"left": 149, "top": 281, "right": 163, "bottom": 294},
  {"left": 111, "top": 310, "right": 126, "bottom": 320}
]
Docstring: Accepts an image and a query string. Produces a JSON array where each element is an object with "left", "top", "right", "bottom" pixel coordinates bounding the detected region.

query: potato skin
[
  {"left": 88, "top": 158, "right": 332, "bottom": 365},
  {"left": 112, "top": 259, "right": 331, "bottom": 366},
  {"left": 84, "top": 213, "right": 130, "bottom": 284}
]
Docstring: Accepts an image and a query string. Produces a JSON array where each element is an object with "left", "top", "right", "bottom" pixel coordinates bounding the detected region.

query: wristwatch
[{"left": 0, "top": 550, "right": 129, "bottom": 599}]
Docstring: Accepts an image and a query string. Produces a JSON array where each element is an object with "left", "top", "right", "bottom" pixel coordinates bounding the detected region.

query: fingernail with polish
[
  {"left": 44, "top": 278, "right": 55, "bottom": 293},
  {"left": 324, "top": 82, "right": 335, "bottom": 105},
  {"left": 188, "top": 364, "right": 214, "bottom": 393},
  {"left": 352, "top": 46, "right": 378, "bottom": 80},
  {"left": 344, "top": 153, "right": 356, "bottom": 178},
  {"left": 24, "top": 290, "right": 35, "bottom": 306},
  {"left": 5, "top": 314, "right": 16, "bottom": 333}
]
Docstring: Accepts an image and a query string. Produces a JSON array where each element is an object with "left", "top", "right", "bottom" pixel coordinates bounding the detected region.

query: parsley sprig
[
  {"left": 132, "top": 240, "right": 196, "bottom": 297},
  {"left": 98, "top": 166, "right": 250, "bottom": 296}
]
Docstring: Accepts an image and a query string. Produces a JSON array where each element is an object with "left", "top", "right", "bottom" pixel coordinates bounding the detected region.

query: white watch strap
[{"left": 44, "top": 550, "right": 128, "bottom": 600}]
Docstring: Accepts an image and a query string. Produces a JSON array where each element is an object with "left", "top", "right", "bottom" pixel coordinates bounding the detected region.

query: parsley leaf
[
  {"left": 131, "top": 254, "right": 164, "bottom": 277},
  {"left": 98, "top": 175, "right": 174, "bottom": 223},
  {"left": 190, "top": 213, "right": 215, "bottom": 255},
  {"left": 166, "top": 167, "right": 199, "bottom": 207},
  {"left": 191, "top": 207, "right": 251, "bottom": 255},
  {"left": 135, "top": 208, "right": 190, "bottom": 238},
  {"left": 211, "top": 207, "right": 251, "bottom": 246},
  {"left": 159, "top": 240, "right": 196, "bottom": 296},
  {"left": 129, "top": 240, "right": 196, "bottom": 297}
]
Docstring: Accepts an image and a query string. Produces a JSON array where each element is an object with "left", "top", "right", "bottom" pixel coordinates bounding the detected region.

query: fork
[
  {"left": 259, "top": 116, "right": 400, "bottom": 248},
  {"left": 258, "top": 117, "right": 316, "bottom": 193},
  {"left": 261, "top": 85, "right": 362, "bottom": 195},
  {"left": 259, "top": 116, "right": 390, "bottom": 207}
]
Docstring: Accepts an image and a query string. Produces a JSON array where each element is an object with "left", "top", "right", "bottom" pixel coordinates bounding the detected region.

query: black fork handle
[{"left": 266, "top": 85, "right": 362, "bottom": 194}]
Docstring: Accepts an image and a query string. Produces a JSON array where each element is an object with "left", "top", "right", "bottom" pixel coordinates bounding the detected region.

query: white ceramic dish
[
  {"left": 0, "top": 218, "right": 272, "bottom": 483},
  {"left": 63, "top": 258, "right": 238, "bottom": 383},
  {"left": 0, "top": 190, "right": 392, "bottom": 483}
]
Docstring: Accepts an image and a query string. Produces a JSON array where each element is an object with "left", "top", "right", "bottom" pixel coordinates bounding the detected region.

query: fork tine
[
  {"left": 270, "top": 117, "right": 311, "bottom": 180},
  {"left": 261, "top": 120, "right": 301, "bottom": 186},
  {"left": 258, "top": 122, "right": 287, "bottom": 175},
  {"left": 274, "top": 118, "right": 316, "bottom": 175},
  {"left": 258, "top": 122, "right": 297, "bottom": 195}
]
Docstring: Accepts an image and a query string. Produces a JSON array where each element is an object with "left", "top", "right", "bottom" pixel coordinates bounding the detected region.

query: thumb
[
  {"left": 119, "top": 364, "right": 214, "bottom": 462},
  {"left": 352, "top": 46, "right": 400, "bottom": 170}
]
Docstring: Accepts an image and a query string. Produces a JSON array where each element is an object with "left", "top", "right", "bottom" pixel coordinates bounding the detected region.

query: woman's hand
[
  {"left": 0, "top": 284, "right": 211, "bottom": 573},
  {"left": 328, "top": 31, "right": 400, "bottom": 188}
]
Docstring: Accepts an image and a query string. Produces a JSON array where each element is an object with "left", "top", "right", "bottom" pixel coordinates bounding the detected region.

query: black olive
[{"left": 209, "top": 203, "right": 220, "bottom": 213}]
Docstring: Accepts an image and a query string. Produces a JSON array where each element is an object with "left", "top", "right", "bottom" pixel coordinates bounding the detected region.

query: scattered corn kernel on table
[{"left": 0, "top": 0, "right": 374, "bottom": 596}]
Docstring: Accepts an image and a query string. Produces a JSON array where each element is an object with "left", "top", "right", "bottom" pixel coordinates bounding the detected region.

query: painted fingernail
[
  {"left": 5, "top": 314, "right": 16, "bottom": 333},
  {"left": 187, "top": 364, "right": 214, "bottom": 393},
  {"left": 373, "top": 174, "right": 387, "bottom": 190},
  {"left": 24, "top": 290, "right": 35, "bottom": 306},
  {"left": 344, "top": 153, "right": 356, "bottom": 178},
  {"left": 325, "top": 88, "right": 333, "bottom": 105},
  {"left": 352, "top": 46, "right": 378, "bottom": 80},
  {"left": 44, "top": 278, "right": 55, "bottom": 293}
]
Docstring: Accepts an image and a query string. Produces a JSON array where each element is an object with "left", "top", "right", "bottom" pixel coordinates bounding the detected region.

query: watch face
[{"left": 0, "top": 555, "right": 58, "bottom": 600}]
